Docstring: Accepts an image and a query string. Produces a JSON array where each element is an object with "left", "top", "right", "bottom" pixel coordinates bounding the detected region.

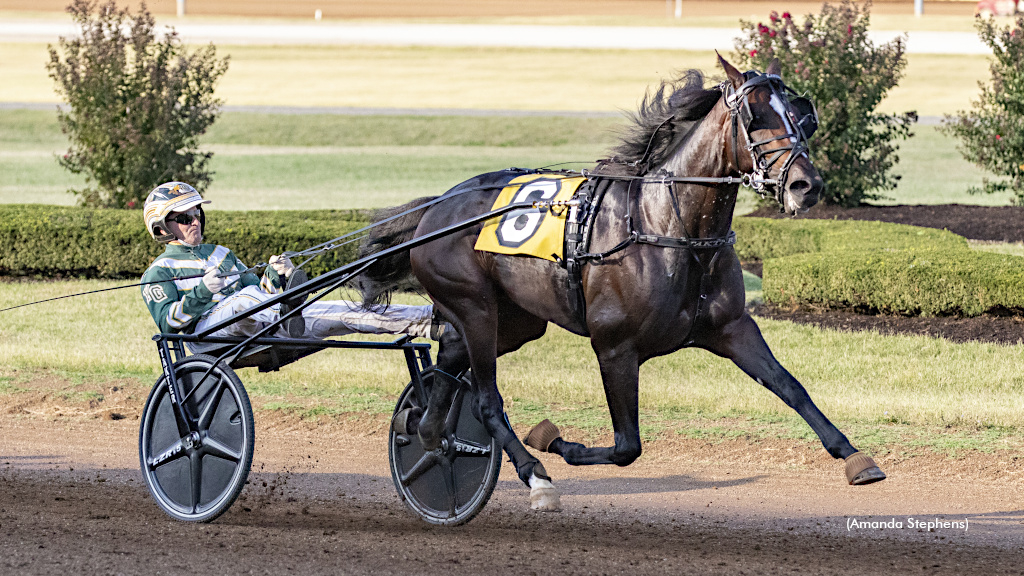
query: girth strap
[
  {"left": 635, "top": 230, "right": 736, "bottom": 250},
  {"left": 682, "top": 247, "right": 726, "bottom": 347},
  {"left": 563, "top": 178, "right": 597, "bottom": 325}
]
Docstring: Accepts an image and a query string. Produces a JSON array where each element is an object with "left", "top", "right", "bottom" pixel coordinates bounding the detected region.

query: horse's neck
[{"left": 644, "top": 109, "right": 738, "bottom": 240}]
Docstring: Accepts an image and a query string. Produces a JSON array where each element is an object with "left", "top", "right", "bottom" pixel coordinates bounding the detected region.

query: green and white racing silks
[{"left": 140, "top": 243, "right": 283, "bottom": 333}]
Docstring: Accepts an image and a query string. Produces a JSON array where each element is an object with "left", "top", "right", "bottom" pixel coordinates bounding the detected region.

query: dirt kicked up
[{"left": 2, "top": 407, "right": 1023, "bottom": 575}]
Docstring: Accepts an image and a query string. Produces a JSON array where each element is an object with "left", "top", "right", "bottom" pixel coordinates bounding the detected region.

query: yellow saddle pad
[{"left": 474, "top": 174, "right": 586, "bottom": 262}]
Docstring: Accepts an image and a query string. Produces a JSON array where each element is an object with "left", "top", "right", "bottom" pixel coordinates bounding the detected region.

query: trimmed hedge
[
  {"left": 764, "top": 247, "right": 1024, "bottom": 316},
  {"left": 732, "top": 217, "right": 969, "bottom": 261},
  {"left": 4, "top": 205, "right": 1023, "bottom": 317},
  {"left": 735, "top": 217, "right": 1024, "bottom": 317},
  {"left": 0, "top": 205, "right": 372, "bottom": 278}
]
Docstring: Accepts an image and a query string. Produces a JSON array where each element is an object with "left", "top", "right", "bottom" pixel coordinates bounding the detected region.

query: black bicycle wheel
[
  {"left": 139, "top": 354, "right": 255, "bottom": 523},
  {"left": 388, "top": 368, "right": 501, "bottom": 526}
]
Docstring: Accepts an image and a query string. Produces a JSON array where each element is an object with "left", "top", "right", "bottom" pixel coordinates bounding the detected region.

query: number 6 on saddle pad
[{"left": 474, "top": 174, "right": 586, "bottom": 261}]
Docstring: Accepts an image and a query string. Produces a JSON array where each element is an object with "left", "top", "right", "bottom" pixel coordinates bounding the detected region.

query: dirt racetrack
[{"left": 2, "top": 406, "right": 1024, "bottom": 575}]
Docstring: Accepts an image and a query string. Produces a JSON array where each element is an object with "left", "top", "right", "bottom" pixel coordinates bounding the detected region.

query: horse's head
[{"left": 718, "top": 54, "right": 823, "bottom": 215}]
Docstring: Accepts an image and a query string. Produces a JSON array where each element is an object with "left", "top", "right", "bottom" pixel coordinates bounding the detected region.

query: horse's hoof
[
  {"left": 524, "top": 419, "right": 562, "bottom": 452},
  {"left": 845, "top": 451, "right": 887, "bottom": 485},
  {"left": 530, "top": 486, "right": 562, "bottom": 512},
  {"left": 416, "top": 411, "right": 443, "bottom": 450},
  {"left": 391, "top": 407, "right": 421, "bottom": 435}
]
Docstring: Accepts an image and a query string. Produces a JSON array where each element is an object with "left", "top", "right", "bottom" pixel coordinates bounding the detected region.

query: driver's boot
[{"left": 280, "top": 269, "right": 309, "bottom": 338}]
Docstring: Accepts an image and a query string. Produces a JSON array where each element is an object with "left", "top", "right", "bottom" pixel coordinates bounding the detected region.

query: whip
[{"left": 0, "top": 265, "right": 266, "bottom": 314}]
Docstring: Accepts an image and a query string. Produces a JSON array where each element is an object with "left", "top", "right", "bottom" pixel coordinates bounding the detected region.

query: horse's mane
[{"left": 611, "top": 69, "right": 723, "bottom": 171}]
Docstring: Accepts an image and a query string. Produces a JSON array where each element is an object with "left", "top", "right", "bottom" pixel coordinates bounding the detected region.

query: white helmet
[{"left": 143, "top": 182, "right": 210, "bottom": 243}]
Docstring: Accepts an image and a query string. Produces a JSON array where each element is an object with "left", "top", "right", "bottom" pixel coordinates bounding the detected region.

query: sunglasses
[{"left": 167, "top": 210, "right": 200, "bottom": 226}]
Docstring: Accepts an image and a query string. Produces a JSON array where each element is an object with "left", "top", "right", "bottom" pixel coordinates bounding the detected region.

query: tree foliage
[
  {"left": 46, "top": 0, "right": 228, "bottom": 209},
  {"left": 940, "top": 15, "right": 1024, "bottom": 205},
  {"left": 733, "top": 0, "right": 916, "bottom": 207}
]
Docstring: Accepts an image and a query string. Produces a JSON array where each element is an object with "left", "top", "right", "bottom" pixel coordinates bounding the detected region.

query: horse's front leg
[
  {"left": 526, "top": 342, "right": 643, "bottom": 467},
  {"left": 706, "top": 314, "right": 886, "bottom": 485}
]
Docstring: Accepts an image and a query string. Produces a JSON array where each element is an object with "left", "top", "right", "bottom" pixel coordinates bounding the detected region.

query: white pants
[{"left": 193, "top": 285, "right": 433, "bottom": 340}]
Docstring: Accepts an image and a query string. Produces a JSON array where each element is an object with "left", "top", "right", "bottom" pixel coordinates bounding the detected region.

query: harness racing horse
[{"left": 358, "top": 55, "right": 886, "bottom": 511}]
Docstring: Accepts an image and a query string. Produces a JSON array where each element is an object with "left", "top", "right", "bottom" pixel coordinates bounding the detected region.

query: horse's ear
[
  {"left": 716, "top": 51, "right": 744, "bottom": 89},
  {"left": 766, "top": 58, "right": 781, "bottom": 76}
]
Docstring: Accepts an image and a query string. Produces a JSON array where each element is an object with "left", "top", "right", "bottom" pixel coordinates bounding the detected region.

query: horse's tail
[{"left": 355, "top": 196, "right": 437, "bottom": 307}]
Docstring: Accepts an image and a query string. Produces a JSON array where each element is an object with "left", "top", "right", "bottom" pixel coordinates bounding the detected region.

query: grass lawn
[
  {"left": 0, "top": 279, "right": 1021, "bottom": 456},
  {"left": 0, "top": 109, "right": 1012, "bottom": 210},
  {"left": 0, "top": 42, "right": 989, "bottom": 116}
]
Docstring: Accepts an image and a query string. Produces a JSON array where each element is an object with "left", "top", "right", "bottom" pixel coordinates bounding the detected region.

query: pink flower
[
  {"left": 996, "top": 135, "right": 1002, "bottom": 140},
  {"left": 769, "top": 30, "right": 777, "bottom": 37},
  {"left": 782, "top": 11, "right": 791, "bottom": 19},
  {"left": 770, "top": 10, "right": 779, "bottom": 23},
  {"left": 750, "top": 49, "right": 758, "bottom": 57},
  {"left": 847, "top": 24, "right": 853, "bottom": 36},
  {"left": 127, "top": 199, "right": 136, "bottom": 208}
]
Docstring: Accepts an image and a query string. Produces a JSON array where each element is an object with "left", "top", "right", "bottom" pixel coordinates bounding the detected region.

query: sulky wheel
[
  {"left": 139, "top": 353, "right": 255, "bottom": 523},
  {"left": 388, "top": 367, "right": 501, "bottom": 526}
]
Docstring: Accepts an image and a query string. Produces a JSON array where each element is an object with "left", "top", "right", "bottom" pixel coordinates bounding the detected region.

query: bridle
[{"left": 722, "top": 71, "right": 819, "bottom": 204}]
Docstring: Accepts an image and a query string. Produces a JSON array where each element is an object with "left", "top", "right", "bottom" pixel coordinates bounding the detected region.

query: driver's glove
[
  {"left": 269, "top": 254, "right": 295, "bottom": 278},
  {"left": 202, "top": 267, "right": 228, "bottom": 294}
]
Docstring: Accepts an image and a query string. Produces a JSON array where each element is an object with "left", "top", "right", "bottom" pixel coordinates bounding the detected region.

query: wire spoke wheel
[
  {"left": 139, "top": 354, "right": 254, "bottom": 523},
  {"left": 388, "top": 368, "right": 501, "bottom": 526}
]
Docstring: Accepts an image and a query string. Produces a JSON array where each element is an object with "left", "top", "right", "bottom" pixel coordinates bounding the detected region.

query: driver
[{"left": 139, "top": 182, "right": 443, "bottom": 342}]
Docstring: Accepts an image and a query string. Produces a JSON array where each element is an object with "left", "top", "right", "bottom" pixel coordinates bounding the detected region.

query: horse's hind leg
[
  {"left": 707, "top": 314, "right": 885, "bottom": 485},
  {"left": 473, "top": 300, "right": 561, "bottom": 510},
  {"left": 415, "top": 325, "right": 469, "bottom": 451},
  {"left": 424, "top": 292, "right": 561, "bottom": 510}
]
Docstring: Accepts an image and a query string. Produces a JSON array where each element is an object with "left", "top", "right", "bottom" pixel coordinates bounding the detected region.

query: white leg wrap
[{"left": 528, "top": 474, "right": 562, "bottom": 512}]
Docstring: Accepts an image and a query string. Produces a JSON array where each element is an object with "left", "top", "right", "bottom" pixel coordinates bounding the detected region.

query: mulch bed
[
  {"left": 742, "top": 203, "right": 1024, "bottom": 345},
  {"left": 746, "top": 203, "right": 1024, "bottom": 243}
]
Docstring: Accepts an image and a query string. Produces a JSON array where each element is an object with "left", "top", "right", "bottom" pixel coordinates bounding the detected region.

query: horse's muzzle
[{"left": 783, "top": 162, "right": 823, "bottom": 215}]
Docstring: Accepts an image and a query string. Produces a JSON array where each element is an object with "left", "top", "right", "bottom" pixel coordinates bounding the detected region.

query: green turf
[
  {"left": 206, "top": 113, "right": 624, "bottom": 147},
  {"left": 0, "top": 108, "right": 1012, "bottom": 210},
  {"left": 873, "top": 122, "right": 1016, "bottom": 206},
  {"left": 1, "top": 279, "right": 1022, "bottom": 433},
  {"left": 3, "top": 41, "right": 990, "bottom": 116}
]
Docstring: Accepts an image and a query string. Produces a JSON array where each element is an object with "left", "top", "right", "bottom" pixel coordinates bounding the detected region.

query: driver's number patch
[{"left": 143, "top": 284, "right": 169, "bottom": 303}]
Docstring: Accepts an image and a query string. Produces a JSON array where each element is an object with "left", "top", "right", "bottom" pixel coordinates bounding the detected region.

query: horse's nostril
[{"left": 788, "top": 179, "right": 812, "bottom": 194}]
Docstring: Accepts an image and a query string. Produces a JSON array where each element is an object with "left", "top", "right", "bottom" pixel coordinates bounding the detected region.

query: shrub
[
  {"left": 732, "top": 217, "right": 967, "bottom": 261},
  {"left": 940, "top": 15, "right": 1024, "bottom": 205},
  {"left": 46, "top": 0, "right": 229, "bottom": 209},
  {"left": 737, "top": 218, "right": 1024, "bottom": 317},
  {"left": 733, "top": 0, "right": 916, "bottom": 207},
  {"left": 764, "top": 247, "right": 1024, "bottom": 316},
  {"left": 0, "top": 205, "right": 372, "bottom": 279}
]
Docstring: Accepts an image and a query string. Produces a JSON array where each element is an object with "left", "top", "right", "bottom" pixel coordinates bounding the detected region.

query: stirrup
[{"left": 280, "top": 269, "right": 309, "bottom": 338}]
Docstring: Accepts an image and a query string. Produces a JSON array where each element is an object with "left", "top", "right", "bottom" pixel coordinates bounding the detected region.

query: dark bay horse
[{"left": 358, "top": 55, "right": 886, "bottom": 511}]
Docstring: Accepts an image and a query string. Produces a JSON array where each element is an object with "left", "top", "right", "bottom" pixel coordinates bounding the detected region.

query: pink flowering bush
[
  {"left": 46, "top": 0, "right": 228, "bottom": 209},
  {"left": 734, "top": 0, "right": 915, "bottom": 207},
  {"left": 940, "top": 15, "right": 1024, "bottom": 205}
]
